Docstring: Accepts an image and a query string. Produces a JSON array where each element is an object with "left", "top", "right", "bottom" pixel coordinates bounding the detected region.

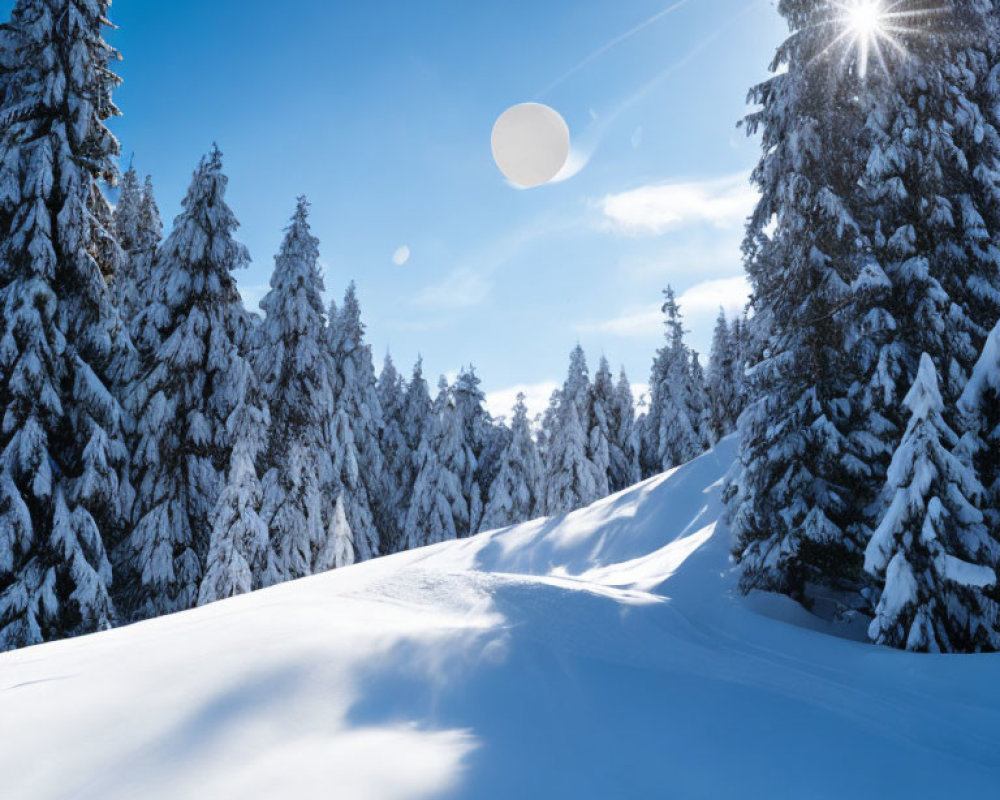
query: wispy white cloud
[
  {"left": 576, "top": 275, "right": 750, "bottom": 356},
  {"left": 412, "top": 268, "right": 492, "bottom": 311},
  {"left": 599, "top": 172, "right": 756, "bottom": 236},
  {"left": 578, "top": 306, "right": 663, "bottom": 339},
  {"left": 486, "top": 379, "right": 651, "bottom": 421},
  {"left": 485, "top": 381, "right": 559, "bottom": 421},
  {"left": 677, "top": 275, "right": 751, "bottom": 316},
  {"left": 617, "top": 233, "right": 744, "bottom": 282},
  {"left": 412, "top": 213, "right": 582, "bottom": 312}
]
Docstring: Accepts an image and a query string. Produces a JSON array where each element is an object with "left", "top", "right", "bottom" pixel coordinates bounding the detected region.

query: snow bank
[{"left": 2, "top": 438, "right": 999, "bottom": 799}]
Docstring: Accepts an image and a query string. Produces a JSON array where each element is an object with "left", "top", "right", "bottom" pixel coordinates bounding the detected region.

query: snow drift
[{"left": 2, "top": 439, "right": 999, "bottom": 799}]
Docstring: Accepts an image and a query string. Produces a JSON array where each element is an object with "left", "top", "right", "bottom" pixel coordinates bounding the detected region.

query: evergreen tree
[
  {"left": 848, "top": 2, "right": 1000, "bottom": 578},
  {"left": 113, "top": 169, "right": 162, "bottom": 321},
  {"left": 689, "top": 350, "right": 710, "bottom": 446},
  {"left": 727, "top": 0, "right": 875, "bottom": 604},
  {"left": 706, "top": 310, "right": 740, "bottom": 443},
  {"left": 378, "top": 354, "right": 411, "bottom": 552},
  {"left": 0, "top": 0, "right": 132, "bottom": 649},
  {"left": 866, "top": 355, "right": 999, "bottom": 652},
  {"left": 402, "top": 357, "right": 432, "bottom": 456},
  {"left": 319, "top": 494, "right": 355, "bottom": 570},
  {"left": 453, "top": 365, "right": 503, "bottom": 534},
  {"left": 544, "top": 348, "right": 605, "bottom": 514},
  {"left": 402, "top": 377, "right": 466, "bottom": 549},
  {"left": 328, "top": 283, "right": 386, "bottom": 561},
  {"left": 960, "top": 319, "right": 1000, "bottom": 541},
  {"left": 255, "top": 197, "right": 337, "bottom": 582},
  {"left": 608, "top": 367, "right": 641, "bottom": 493},
  {"left": 481, "top": 393, "right": 543, "bottom": 530},
  {"left": 589, "top": 357, "right": 615, "bottom": 497},
  {"left": 197, "top": 359, "right": 270, "bottom": 605},
  {"left": 123, "top": 146, "right": 253, "bottom": 620},
  {"left": 641, "top": 288, "right": 704, "bottom": 477}
]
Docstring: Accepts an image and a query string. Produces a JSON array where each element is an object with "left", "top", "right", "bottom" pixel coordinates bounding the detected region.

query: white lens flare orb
[{"left": 491, "top": 103, "right": 570, "bottom": 188}]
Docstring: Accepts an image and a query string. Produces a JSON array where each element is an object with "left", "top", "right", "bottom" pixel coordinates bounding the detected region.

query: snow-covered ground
[{"left": 3, "top": 438, "right": 999, "bottom": 799}]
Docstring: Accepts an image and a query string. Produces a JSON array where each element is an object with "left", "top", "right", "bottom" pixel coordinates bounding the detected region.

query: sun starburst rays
[{"left": 811, "top": 0, "right": 950, "bottom": 80}]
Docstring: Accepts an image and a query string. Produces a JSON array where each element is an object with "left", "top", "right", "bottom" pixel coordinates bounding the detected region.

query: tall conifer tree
[
  {"left": 0, "top": 0, "right": 132, "bottom": 649},
  {"left": 255, "top": 198, "right": 337, "bottom": 582},
  {"left": 123, "top": 147, "right": 253, "bottom": 620}
]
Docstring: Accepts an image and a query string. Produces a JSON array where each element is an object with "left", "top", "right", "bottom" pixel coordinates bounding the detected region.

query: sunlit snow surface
[{"left": 3, "top": 438, "right": 1000, "bottom": 798}]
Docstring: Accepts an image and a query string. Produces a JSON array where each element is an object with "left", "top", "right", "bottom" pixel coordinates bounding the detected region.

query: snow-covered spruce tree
[
  {"left": 403, "top": 357, "right": 432, "bottom": 457},
  {"left": 255, "top": 197, "right": 337, "bottom": 583},
  {"left": 960, "top": 320, "right": 1000, "bottom": 542},
  {"left": 589, "top": 356, "right": 616, "bottom": 497},
  {"left": 544, "top": 347, "right": 605, "bottom": 515},
  {"left": 866, "top": 354, "right": 999, "bottom": 652},
  {"left": 689, "top": 350, "right": 710, "bottom": 446},
  {"left": 838, "top": 4, "right": 1000, "bottom": 562},
  {"left": 608, "top": 367, "right": 641, "bottom": 493},
  {"left": 640, "top": 288, "right": 705, "bottom": 478},
  {"left": 726, "top": 0, "right": 878, "bottom": 604},
  {"left": 706, "top": 310, "right": 740, "bottom": 443},
  {"left": 480, "top": 393, "right": 544, "bottom": 530},
  {"left": 536, "top": 387, "right": 561, "bottom": 467},
  {"left": 112, "top": 169, "right": 162, "bottom": 321},
  {"left": 122, "top": 146, "right": 254, "bottom": 621},
  {"left": 402, "top": 377, "right": 467, "bottom": 549},
  {"left": 0, "top": 0, "right": 134, "bottom": 650},
  {"left": 451, "top": 366, "right": 490, "bottom": 535},
  {"left": 327, "top": 283, "right": 386, "bottom": 561},
  {"left": 871, "top": 3, "right": 1000, "bottom": 399},
  {"left": 197, "top": 359, "right": 270, "bottom": 605},
  {"left": 728, "top": 313, "right": 751, "bottom": 424},
  {"left": 318, "top": 494, "right": 355, "bottom": 570},
  {"left": 378, "top": 354, "right": 411, "bottom": 552}
]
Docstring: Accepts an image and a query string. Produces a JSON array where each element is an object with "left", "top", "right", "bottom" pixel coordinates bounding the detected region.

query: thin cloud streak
[
  {"left": 599, "top": 172, "right": 756, "bottom": 236},
  {"left": 536, "top": 0, "right": 696, "bottom": 99}
]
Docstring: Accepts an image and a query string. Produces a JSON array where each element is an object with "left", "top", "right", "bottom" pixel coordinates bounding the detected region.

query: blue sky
[{"left": 6, "top": 0, "right": 787, "bottom": 415}]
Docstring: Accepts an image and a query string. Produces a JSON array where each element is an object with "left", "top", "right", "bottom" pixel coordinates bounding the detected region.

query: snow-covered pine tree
[
  {"left": 451, "top": 366, "right": 491, "bottom": 535},
  {"left": 378, "top": 354, "right": 411, "bottom": 552},
  {"left": 328, "top": 283, "right": 386, "bottom": 561},
  {"left": 608, "top": 367, "right": 641, "bottom": 493},
  {"left": 727, "top": 0, "right": 876, "bottom": 604},
  {"left": 0, "top": 0, "right": 133, "bottom": 650},
  {"left": 197, "top": 359, "right": 270, "bottom": 605},
  {"left": 847, "top": 3, "right": 1000, "bottom": 571},
  {"left": 960, "top": 320, "right": 1000, "bottom": 542},
  {"left": 319, "top": 494, "right": 355, "bottom": 570},
  {"left": 480, "top": 393, "right": 544, "bottom": 530},
  {"left": 113, "top": 169, "right": 162, "bottom": 321},
  {"left": 706, "top": 310, "right": 740, "bottom": 443},
  {"left": 640, "top": 288, "right": 705, "bottom": 478},
  {"left": 403, "top": 357, "right": 432, "bottom": 457},
  {"left": 544, "top": 347, "right": 605, "bottom": 514},
  {"left": 402, "top": 377, "right": 467, "bottom": 548},
  {"left": 255, "top": 197, "right": 337, "bottom": 583},
  {"left": 728, "top": 312, "right": 750, "bottom": 425},
  {"left": 688, "top": 350, "right": 710, "bottom": 446},
  {"left": 122, "top": 146, "right": 254, "bottom": 621},
  {"left": 589, "top": 356, "right": 616, "bottom": 497},
  {"left": 536, "top": 388, "right": 561, "bottom": 467},
  {"left": 866, "top": 354, "right": 999, "bottom": 652},
  {"left": 113, "top": 167, "right": 141, "bottom": 278}
]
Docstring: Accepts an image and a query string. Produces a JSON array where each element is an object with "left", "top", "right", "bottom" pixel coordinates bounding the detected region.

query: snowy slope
[{"left": 3, "top": 438, "right": 1000, "bottom": 799}]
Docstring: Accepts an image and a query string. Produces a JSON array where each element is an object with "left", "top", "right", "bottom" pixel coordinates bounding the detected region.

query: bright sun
[
  {"left": 825, "top": 0, "right": 949, "bottom": 79},
  {"left": 847, "top": 0, "right": 885, "bottom": 37},
  {"left": 830, "top": 0, "right": 894, "bottom": 78}
]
